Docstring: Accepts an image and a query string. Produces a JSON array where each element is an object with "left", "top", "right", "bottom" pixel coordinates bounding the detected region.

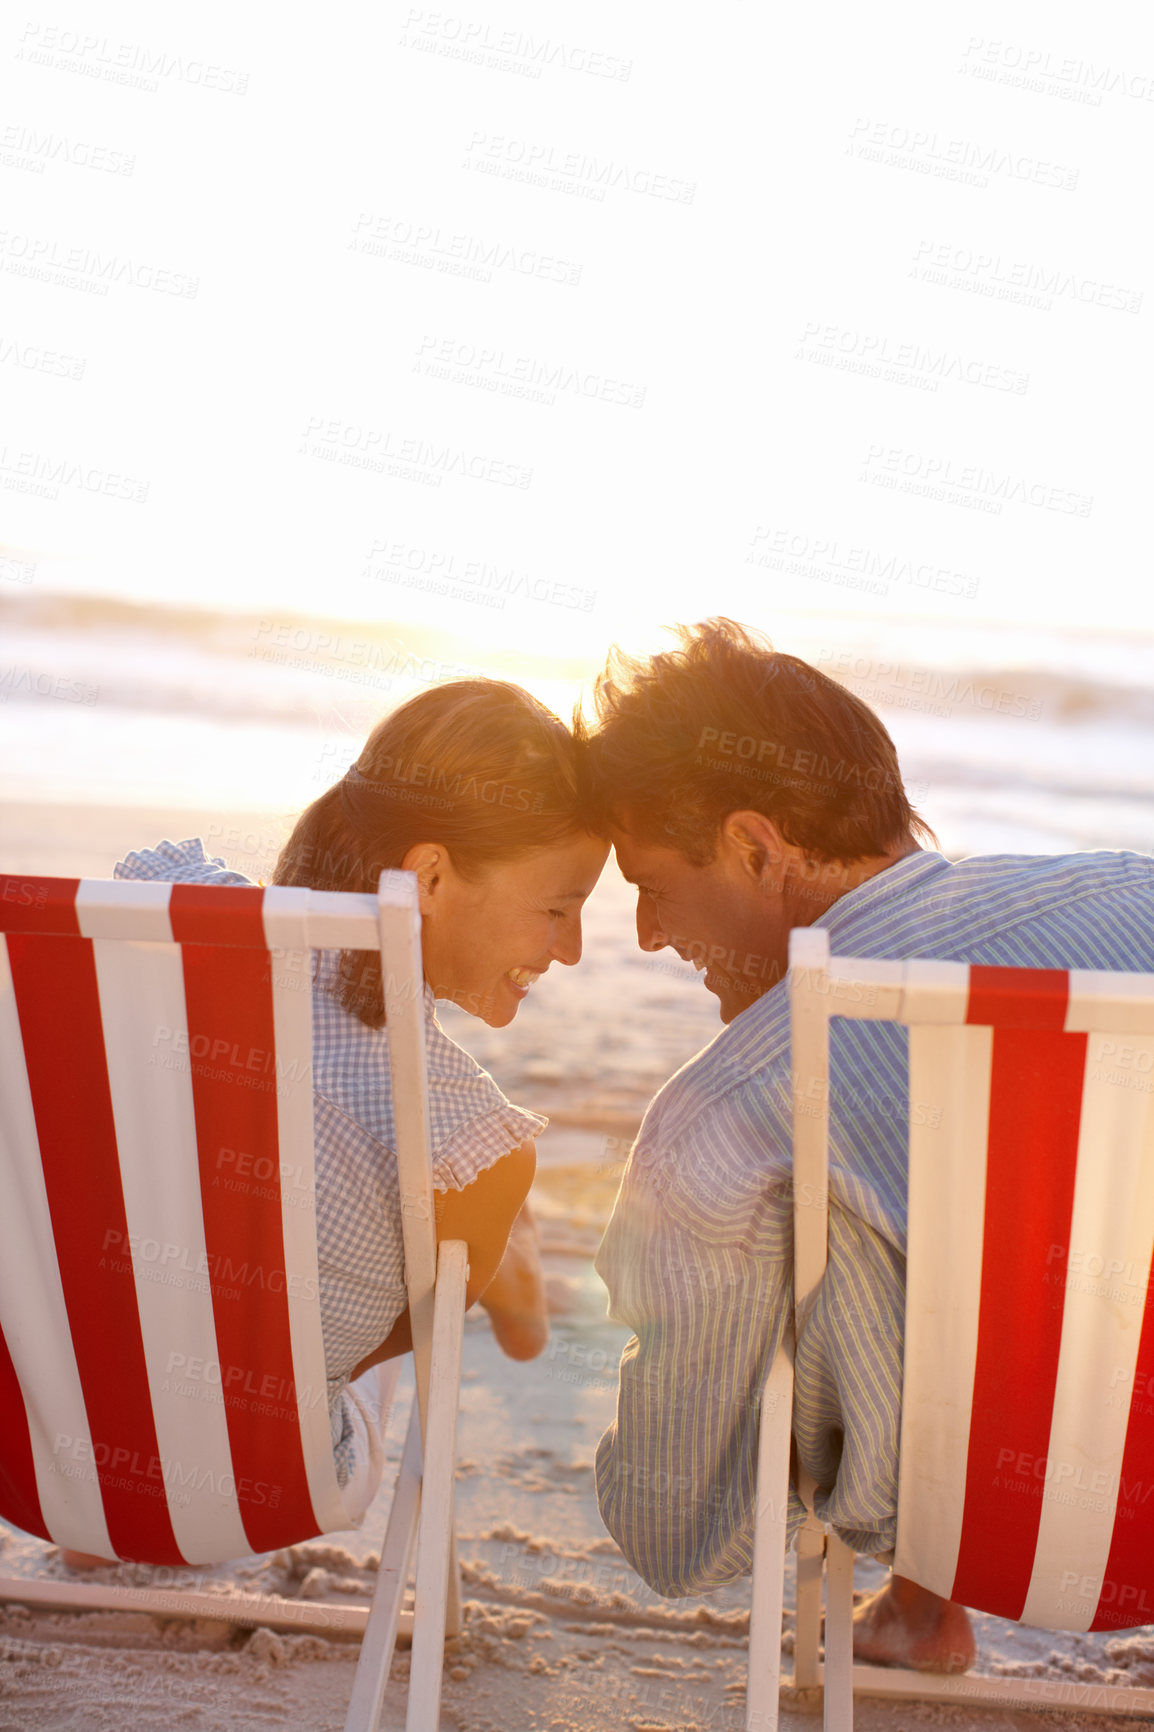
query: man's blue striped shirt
[{"left": 594, "top": 848, "right": 1154, "bottom": 1597}]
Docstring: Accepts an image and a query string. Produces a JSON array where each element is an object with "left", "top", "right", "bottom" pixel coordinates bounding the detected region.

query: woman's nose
[{"left": 551, "top": 916, "right": 583, "bottom": 967}]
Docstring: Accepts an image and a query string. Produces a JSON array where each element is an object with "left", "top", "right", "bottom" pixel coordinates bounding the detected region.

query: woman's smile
[{"left": 413, "top": 830, "right": 609, "bottom": 1026}]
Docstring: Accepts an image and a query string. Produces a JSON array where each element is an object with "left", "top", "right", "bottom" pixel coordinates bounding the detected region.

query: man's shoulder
[
  {"left": 825, "top": 847, "right": 1154, "bottom": 959},
  {"left": 625, "top": 845, "right": 1154, "bottom": 1224},
  {"left": 904, "top": 847, "right": 1154, "bottom": 898}
]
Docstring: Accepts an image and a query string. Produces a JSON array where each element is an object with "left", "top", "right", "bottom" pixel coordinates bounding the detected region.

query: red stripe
[
  {"left": 1090, "top": 1281, "right": 1154, "bottom": 1630},
  {"left": 7, "top": 934, "right": 183, "bottom": 1564},
  {"left": 966, "top": 966, "right": 1069, "bottom": 1030},
  {"left": 0, "top": 1320, "right": 49, "bottom": 1542},
  {"left": 0, "top": 877, "right": 80, "bottom": 937},
  {"left": 949, "top": 1028, "right": 1086, "bottom": 1619},
  {"left": 170, "top": 884, "right": 268, "bottom": 949},
  {"left": 181, "top": 942, "right": 319, "bottom": 1550}
]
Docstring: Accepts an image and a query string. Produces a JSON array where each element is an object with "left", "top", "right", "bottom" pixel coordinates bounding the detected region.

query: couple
[{"left": 115, "top": 618, "right": 1154, "bottom": 1673}]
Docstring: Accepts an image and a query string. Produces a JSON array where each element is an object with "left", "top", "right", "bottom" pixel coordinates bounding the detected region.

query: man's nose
[{"left": 636, "top": 896, "right": 668, "bottom": 953}]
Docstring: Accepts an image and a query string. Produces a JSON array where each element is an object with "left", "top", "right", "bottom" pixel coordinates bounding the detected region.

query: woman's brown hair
[{"left": 274, "top": 678, "right": 597, "bottom": 1026}]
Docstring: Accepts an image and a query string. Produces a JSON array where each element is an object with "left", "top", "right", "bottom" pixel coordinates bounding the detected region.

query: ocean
[{"left": 2, "top": 589, "right": 1151, "bottom": 1120}]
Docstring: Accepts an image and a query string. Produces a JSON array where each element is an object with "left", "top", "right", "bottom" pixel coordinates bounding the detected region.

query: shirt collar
[
  {"left": 712, "top": 850, "right": 951, "bottom": 1051},
  {"left": 816, "top": 847, "right": 951, "bottom": 939}
]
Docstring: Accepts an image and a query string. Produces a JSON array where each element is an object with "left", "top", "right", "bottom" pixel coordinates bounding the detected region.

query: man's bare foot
[
  {"left": 851, "top": 1574, "right": 975, "bottom": 1674},
  {"left": 479, "top": 1202, "right": 548, "bottom": 1361},
  {"left": 60, "top": 1549, "right": 116, "bottom": 1570}
]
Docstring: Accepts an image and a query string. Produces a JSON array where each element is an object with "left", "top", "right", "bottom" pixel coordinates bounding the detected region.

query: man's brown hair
[{"left": 588, "top": 618, "right": 935, "bottom": 864}]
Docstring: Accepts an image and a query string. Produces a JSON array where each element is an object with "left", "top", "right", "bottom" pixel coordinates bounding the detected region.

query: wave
[{"left": 3, "top": 589, "right": 1153, "bottom": 739}]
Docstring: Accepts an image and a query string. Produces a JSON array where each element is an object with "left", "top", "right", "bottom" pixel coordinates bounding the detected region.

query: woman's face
[{"left": 405, "top": 832, "right": 610, "bottom": 1026}]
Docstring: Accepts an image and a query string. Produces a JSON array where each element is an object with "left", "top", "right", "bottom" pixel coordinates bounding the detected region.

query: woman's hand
[{"left": 477, "top": 1199, "right": 548, "bottom": 1360}]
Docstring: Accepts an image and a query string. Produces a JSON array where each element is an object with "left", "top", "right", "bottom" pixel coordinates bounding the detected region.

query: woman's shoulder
[
  {"left": 113, "top": 837, "right": 256, "bottom": 887},
  {"left": 312, "top": 986, "right": 546, "bottom": 1160}
]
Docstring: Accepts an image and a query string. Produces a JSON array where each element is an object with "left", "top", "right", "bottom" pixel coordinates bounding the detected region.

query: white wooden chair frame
[
  {"left": 745, "top": 925, "right": 1154, "bottom": 1729},
  {"left": 0, "top": 870, "right": 467, "bottom": 1732}
]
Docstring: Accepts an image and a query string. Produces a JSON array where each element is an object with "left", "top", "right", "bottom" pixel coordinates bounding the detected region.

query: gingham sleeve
[
  {"left": 423, "top": 1015, "right": 547, "bottom": 1192},
  {"left": 430, "top": 1102, "right": 548, "bottom": 1191},
  {"left": 113, "top": 837, "right": 255, "bottom": 886}
]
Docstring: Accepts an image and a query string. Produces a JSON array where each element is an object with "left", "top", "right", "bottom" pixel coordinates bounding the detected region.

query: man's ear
[
  {"left": 718, "top": 811, "right": 803, "bottom": 886},
  {"left": 400, "top": 842, "right": 447, "bottom": 910}
]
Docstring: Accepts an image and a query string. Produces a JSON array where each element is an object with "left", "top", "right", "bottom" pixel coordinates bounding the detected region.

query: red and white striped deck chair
[
  {"left": 746, "top": 926, "right": 1154, "bottom": 1729},
  {"left": 0, "top": 869, "right": 468, "bottom": 1732}
]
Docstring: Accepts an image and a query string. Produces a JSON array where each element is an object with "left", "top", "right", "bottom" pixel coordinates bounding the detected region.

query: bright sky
[{"left": 2, "top": 1, "right": 1152, "bottom": 668}]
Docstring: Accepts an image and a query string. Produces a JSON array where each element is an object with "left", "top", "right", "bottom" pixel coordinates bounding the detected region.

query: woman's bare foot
[
  {"left": 60, "top": 1549, "right": 116, "bottom": 1570},
  {"left": 479, "top": 1202, "right": 548, "bottom": 1360},
  {"left": 851, "top": 1574, "right": 975, "bottom": 1673}
]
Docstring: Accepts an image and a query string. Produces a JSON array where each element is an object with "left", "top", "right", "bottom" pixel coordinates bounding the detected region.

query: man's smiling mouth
[{"left": 506, "top": 967, "right": 542, "bottom": 994}]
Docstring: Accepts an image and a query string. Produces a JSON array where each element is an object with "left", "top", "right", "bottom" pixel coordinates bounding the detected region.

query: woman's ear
[{"left": 401, "top": 842, "right": 445, "bottom": 909}]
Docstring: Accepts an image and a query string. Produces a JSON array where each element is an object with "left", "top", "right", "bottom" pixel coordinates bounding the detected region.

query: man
[{"left": 588, "top": 618, "right": 1154, "bottom": 1672}]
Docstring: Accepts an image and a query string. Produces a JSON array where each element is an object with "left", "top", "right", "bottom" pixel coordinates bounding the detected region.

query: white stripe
[
  {"left": 900, "top": 959, "right": 970, "bottom": 1025},
  {"left": 823, "top": 954, "right": 903, "bottom": 1022},
  {"left": 0, "top": 935, "right": 115, "bottom": 1558},
  {"left": 1021, "top": 1031, "right": 1154, "bottom": 1629},
  {"left": 262, "top": 886, "right": 311, "bottom": 953},
  {"left": 94, "top": 938, "right": 250, "bottom": 1565},
  {"left": 894, "top": 1023, "right": 992, "bottom": 1597},
  {"left": 288, "top": 887, "right": 379, "bottom": 951},
  {"left": 261, "top": 894, "right": 347, "bottom": 1531},
  {"left": 1066, "top": 970, "right": 1154, "bottom": 1037},
  {"left": 76, "top": 880, "right": 173, "bottom": 943}
]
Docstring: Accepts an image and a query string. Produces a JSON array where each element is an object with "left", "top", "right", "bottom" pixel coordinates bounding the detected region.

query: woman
[{"left": 112, "top": 677, "right": 609, "bottom": 1508}]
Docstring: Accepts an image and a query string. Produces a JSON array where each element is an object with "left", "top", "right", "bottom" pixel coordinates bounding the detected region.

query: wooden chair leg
[
  {"left": 404, "top": 1240, "right": 468, "bottom": 1732},
  {"left": 746, "top": 1337, "right": 796, "bottom": 1731},
  {"left": 793, "top": 1516, "right": 825, "bottom": 1689},
  {"left": 444, "top": 1522, "right": 461, "bottom": 1638},
  {"left": 823, "top": 1531, "right": 855, "bottom": 1730},
  {"left": 343, "top": 1399, "right": 423, "bottom": 1732}
]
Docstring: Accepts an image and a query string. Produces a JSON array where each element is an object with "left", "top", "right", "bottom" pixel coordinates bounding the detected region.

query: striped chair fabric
[
  {"left": 0, "top": 871, "right": 463, "bottom": 1732},
  {"left": 894, "top": 957, "right": 1154, "bottom": 1633},
  {"left": 0, "top": 874, "right": 357, "bottom": 1563},
  {"left": 745, "top": 927, "right": 1154, "bottom": 1729}
]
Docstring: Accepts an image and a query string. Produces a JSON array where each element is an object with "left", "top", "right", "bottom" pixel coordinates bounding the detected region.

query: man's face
[{"left": 611, "top": 826, "right": 796, "bottom": 1024}]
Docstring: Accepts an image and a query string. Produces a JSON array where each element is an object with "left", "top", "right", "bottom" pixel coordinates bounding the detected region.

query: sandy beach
[{"left": 3, "top": 799, "right": 1154, "bottom": 1730}]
